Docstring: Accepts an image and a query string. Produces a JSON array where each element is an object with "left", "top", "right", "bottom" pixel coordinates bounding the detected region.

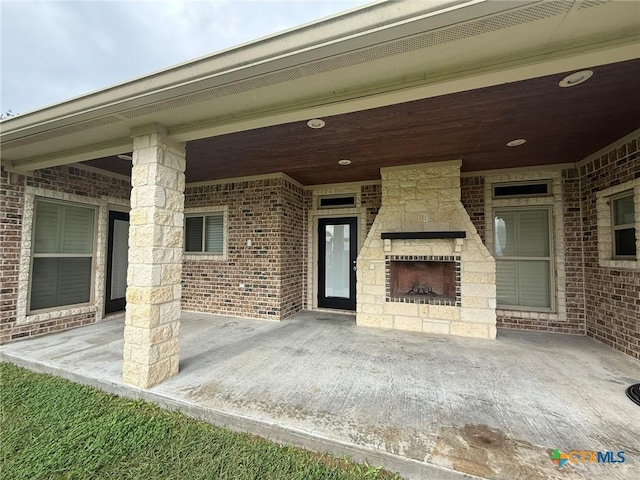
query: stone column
[{"left": 122, "top": 125, "right": 186, "bottom": 388}]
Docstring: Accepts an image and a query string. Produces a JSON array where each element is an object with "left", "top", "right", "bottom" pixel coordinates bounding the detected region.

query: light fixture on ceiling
[
  {"left": 559, "top": 70, "right": 593, "bottom": 88},
  {"left": 338, "top": 159, "right": 352, "bottom": 166},
  {"left": 117, "top": 154, "right": 133, "bottom": 161},
  {"left": 506, "top": 139, "right": 526, "bottom": 147},
  {"left": 307, "top": 118, "right": 325, "bottom": 129}
]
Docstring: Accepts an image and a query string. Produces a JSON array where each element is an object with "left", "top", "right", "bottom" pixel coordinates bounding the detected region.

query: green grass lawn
[{"left": 0, "top": 362, "right": 401, "bottom": 480}]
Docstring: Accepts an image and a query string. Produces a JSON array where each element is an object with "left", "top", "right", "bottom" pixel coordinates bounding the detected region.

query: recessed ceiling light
[
  {"left": 559, "top": 70, "right": 593, "bottom": 88},
  {"left": 307, "top": 118, "right": 325, "bottom": 129},
  {"left": 338, "top": 159, "right": 351, "bottom": 166},
  {"left": 506, "top": 139, "right": 526, "bottom": 147},
  {"left": 117, "top": 154, "right": 133, "bottom": 161}
]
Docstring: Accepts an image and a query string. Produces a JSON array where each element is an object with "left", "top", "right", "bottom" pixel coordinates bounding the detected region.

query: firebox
[{"left": 385, "top": 255, "right": 461, "bottom": 306}]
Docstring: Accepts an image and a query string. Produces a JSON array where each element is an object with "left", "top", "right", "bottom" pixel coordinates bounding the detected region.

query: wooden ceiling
[{"left": 84, "top": 59, "right": 640, "bottom": 185}]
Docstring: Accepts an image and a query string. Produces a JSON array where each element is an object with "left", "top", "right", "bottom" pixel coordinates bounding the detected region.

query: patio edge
[{"left": 0, "top": 351, "right": 482, "bottom": 480}]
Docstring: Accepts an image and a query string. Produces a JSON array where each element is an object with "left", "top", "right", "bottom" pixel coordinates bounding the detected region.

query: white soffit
[{"left": 1, "top": 0, "right": 639, "bottom": 171}]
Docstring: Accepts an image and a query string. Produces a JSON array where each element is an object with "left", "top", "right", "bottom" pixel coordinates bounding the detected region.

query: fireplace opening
[{"left": 386, "top": 256, "right": 460, "bottom": 305}]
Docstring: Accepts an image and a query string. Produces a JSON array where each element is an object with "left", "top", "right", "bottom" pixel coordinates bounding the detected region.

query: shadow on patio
[{"left": 2, "top": 311, "right": 638, "bottom": 480}]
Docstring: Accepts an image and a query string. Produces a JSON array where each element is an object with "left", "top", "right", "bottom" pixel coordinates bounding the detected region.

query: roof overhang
[{"left": 1, "top": 0, "right": 639, "bottom": 173}]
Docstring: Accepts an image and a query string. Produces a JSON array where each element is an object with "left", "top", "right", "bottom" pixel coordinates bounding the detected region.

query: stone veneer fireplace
[{"left": 356, "top": 160, "right": 497, "bottom": 339}]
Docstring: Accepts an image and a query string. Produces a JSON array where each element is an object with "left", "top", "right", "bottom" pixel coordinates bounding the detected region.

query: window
[
  {"left": 30, "top": 199, "right": 96, "bottom": 311},
  {"left": 493, "top": 181, "right": 551, "bottom": 198},
  {"left": 185, "top": 213, "right": 224, "bottom": 254},
  {"left": 611, "top": 191, "right": 636, "bottom": 259},
  {"left": 494, "top": 208, "right": 552, "bottom": 309},
  {"left": 319, "top": 195, "right": 356, "bottom": 208}
]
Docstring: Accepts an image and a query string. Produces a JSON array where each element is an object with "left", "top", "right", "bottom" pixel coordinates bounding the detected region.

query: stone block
[
  {"left": 487, "top": 325, "right": 497, "bottom": 339},
  {"left": 357, "top": 294, "right": 378, "bottom": 306},
  {"left": 143, "top": 322, "right": 178, "bottom": 344},
  {"left": 383, "top": 302, "right": 418, "bottom": 316},
  {"left": 422, "top": 320, "right": 451, "bottom": 335},
  {"left": 129, "top": 209, "right": 148, "bottom": 225},
  {"left": 152, "top": 209, "right": 175, "bottom": 226},
  {"left": 122, "top": 362, "right": 140, "bottom": 386},
  {"left": 163, "top": 151, "right": 187, "bottom": 171},
  {"left": 460, "top": 307, "right": 496, "bottom": 324},
  {"left": 163, "top": 226, "right": 183, "bottom": 248},
  {"left": 132, "top": 147, "right": 162, "bottom": 168},
  {"left": 161, "top": 264, "right": 182, "bottom": 285},
  {"left": 125, "top": 303, "right": 160, "bottom": 328},
  {"left": 421, "top": 304, "right": 460, "bottom": 321},
  {"left": 357, "top": 313, "right": 393, "bottom": 329},
  {"left": 394, "top": 315, "right": 423, "bottom": 332},
  {"left": 158, "top": 301, "right": 181, "bottom": 324},
  {"left": 149, "top": 285, "right": 174, "bottom": 304},
  {"left": 362, "top": 303, "right": 384, "bottom": 314},
  {"left": 460, "top": 296, "right": 491, "bottom": 309},
  {"left": 450, "top": 321, "right": 491, "bottom": 339},
  {"left": 134, "top": 185, "right": 166, "bottom": 208},
  {"left": 126, "top": 285, "right": 148, "bottom": 304},
  {"left": 165, "top": 189, "right": 184, "bottom": 212},
  {"left": 149, "top": 163, "right": 179, "bottom": 189},
  {"left": 133, "top": 264, "right": 162, "bottom": 287},
  {"left": 462, "top": 283, "right": 496, "bottom": 298},
  {"left": 156, "top": 338, "right": 180, "bottom": 359},
  {"left": 463, "top": 261, "right": 496, "bottom": 274},
  {"left": 143, "top": 357, "right": 179, "bottom": 388}
]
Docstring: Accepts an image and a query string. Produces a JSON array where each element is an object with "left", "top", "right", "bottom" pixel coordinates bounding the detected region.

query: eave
[{"left": 1, "top": 0, "right": 639, "bottom": 174}]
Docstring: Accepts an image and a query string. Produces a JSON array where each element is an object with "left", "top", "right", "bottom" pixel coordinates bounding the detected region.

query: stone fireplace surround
[{"left": 356, "top": 160, "right": 497, "bottom": 339}]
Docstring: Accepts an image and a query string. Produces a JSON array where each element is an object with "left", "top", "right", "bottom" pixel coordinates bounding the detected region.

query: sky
[{"left": 0, "top": 0, "right": 371, "bottom": 115}]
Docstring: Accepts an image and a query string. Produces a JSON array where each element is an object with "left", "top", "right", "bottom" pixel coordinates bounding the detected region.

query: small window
[
  {"left": 185, "top": 213, "right": 224, "bottom": 254},
  {"left": 611, "top": 191, "right": 636, "bottom": 259},
  {"left": 493, "top": 181, "right": 550, "bottom": 198},
  {"left": 319, "top": 195, "right": 356, "bottom": 208},
  {"left": 30, "top": 199, "right": 96, "bottom": 311}
]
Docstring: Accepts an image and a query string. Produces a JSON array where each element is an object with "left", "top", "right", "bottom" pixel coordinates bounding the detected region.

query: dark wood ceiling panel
[{"left": 84, "top": 58, "right": 640, "bottom": 185}]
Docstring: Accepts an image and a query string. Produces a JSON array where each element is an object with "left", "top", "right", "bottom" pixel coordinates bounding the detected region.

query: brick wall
[
  {"left": 301, "top": 190, "right": 312, "bottom": 310},
  {"left": 580, "top": 135, "right": 640, "bottom": 360},
  {"left": 0, "top": 167, "right": 24, "bottom": 343},
  {"left": 561, "top": 168, "right": 586, "bottom": 332},
  {"left": 461, "top": 176, "right": 485, "bottom": 243},
  {"left": 182, "top": 176, "right": 304, "bottom": 320},
  {"left": 280, "top": 179, "right": 305, "bottom": 318},
  {"left": 0, "top": 165, "right": 131, "bottom": 344},
  {"left": 361, "top": 183, "right": 382, "bottom": 236}
]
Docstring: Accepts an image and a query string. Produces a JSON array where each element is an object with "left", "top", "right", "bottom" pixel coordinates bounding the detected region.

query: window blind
[
  {"left": 494, "top": 208, "right": 551, "bottom": 309},
  {"left": 30, "top": 199, "right": 94, "bottom": 311}
]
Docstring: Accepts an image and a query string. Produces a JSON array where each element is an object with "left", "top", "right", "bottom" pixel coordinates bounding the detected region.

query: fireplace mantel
[{"left": 381, "top": 231, "right": 466, "bottom": 239}]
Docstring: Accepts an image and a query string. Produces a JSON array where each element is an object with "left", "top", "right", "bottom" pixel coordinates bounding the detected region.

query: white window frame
[
  {"left": 485, "top": 170, "right": 565, "bottom": 321},
  {"left": 183, "top": 206, "right": 228, "bottom": 261},
  {"left": 16, "top": 187, "right": 110, "bottom": 327},
  {"left": 28, "top": 198, "right": 98, "bottom": 313},
  {"left": 596, "top": 179, "right": 640, "bottom": 270},
  {"left": 493, "top": 206, "right": 555, "bottom": 312},
  {"left": 610, "top": 190, "right": 636, "bottom": 260}
]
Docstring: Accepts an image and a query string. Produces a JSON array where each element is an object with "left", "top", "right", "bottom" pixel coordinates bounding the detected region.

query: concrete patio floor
[{"left": 1, "top": 311, "right": 639, "bottom": 480}]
